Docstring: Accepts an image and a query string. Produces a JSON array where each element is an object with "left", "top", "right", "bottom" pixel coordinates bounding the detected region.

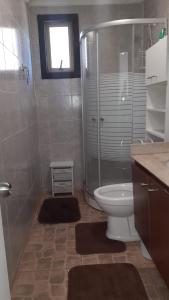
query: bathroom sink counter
[{"left": 131, "top": 142, "right": 169, "bottom": 188}]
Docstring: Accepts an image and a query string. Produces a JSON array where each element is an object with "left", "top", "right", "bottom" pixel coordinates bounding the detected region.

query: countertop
[{"left": 131, "top": 142, "right": 169, "bottom": 188}]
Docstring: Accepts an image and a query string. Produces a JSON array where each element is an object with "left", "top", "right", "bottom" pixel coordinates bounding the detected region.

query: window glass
[
  {"left": 0, "top": 28, "right": 19, "bottom": 71},
  {"left": 49, "top": 26, "right": 71, "bottom": 69},
  {"left": 84, "top": 37, "right": 88, "bottom": 70}
]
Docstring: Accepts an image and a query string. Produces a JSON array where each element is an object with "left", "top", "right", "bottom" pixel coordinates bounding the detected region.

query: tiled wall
[
  {"left": 0, "top": 0, "right": 40, "bottom": 283},
  {"left": 144, "top": 0, "right": 169, "bottom": 18},
  {"left": 28, "top": 2, "right": 144, "bottom": 193}
]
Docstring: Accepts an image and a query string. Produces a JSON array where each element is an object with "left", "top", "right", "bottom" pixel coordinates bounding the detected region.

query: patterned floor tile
[{"left": 11, "top": 192, "right": 169, "bottom": 300}]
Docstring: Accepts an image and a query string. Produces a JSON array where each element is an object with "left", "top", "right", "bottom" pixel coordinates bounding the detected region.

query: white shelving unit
[
  {"left": 146, "top": 129, "right": 165, "bottom": 140},
  {"left": 146, "top": 36, "right": 167, "bottom": 86},
  {"left": 50, "top": 161, "right": 74, "bottom": 197},
  {"left": 145, "top": 36, "right": 168, "bottom": 141}
]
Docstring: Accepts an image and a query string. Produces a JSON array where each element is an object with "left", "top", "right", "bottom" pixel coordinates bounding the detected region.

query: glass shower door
[
  {"left": 98, "top": 25, "right": 133, "bottom": 186},
  {"left": 83, "top": 32, "right": 100, "bottom": 195}
]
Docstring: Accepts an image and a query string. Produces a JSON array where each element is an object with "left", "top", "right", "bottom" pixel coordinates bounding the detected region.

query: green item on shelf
[{"left": 159, "top": 28, "right": 167, "bottom": 39}]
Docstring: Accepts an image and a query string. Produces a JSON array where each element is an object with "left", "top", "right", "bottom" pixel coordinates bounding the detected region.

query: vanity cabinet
[
  {"left": 132, "top": 162, "right": 169, "bottom": 287},
  {"left": 149, "top": 177, "right": 169, "bottom": 287},
  {"left": 132, "top": 163, "right": 150, "bottom": 252}
]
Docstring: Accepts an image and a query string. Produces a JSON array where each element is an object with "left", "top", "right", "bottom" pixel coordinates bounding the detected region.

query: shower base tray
[{"left": 86, "top": 192, "right": 102, "bottom": 211}]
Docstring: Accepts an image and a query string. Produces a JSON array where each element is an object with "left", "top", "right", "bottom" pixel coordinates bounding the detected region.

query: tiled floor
[{"left": 12, "top": 193, "right": 169, "bottom": 300}]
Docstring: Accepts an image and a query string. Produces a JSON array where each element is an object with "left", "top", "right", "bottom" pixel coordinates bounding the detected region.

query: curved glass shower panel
[
  {"left": 82, "top": 19, "right": 168, "bottom": 200},
  {"left": 83, "top": 32, "right": 99, "bottom": 195},
  {"left": 98, "top": 25, "right": 133, "bottom": 186}
]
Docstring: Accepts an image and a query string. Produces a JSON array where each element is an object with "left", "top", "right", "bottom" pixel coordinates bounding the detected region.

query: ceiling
[{"left": 28, "top": 0, "right": 143, "bottom": 7}]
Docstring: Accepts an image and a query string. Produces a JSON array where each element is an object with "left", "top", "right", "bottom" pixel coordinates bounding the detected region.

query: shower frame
[{"left": 80, "top": 18, "right": 168, "bottom": 208}]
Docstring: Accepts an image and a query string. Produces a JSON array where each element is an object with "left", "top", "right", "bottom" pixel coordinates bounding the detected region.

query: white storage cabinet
[
  {"left": 146, "top": 36, "right": 168, "bottom": 86},
  {"left": 145, "top": 36, "right": 169, "bottom": 141},
  {"left": 50, "top": 161, "right": 74, "bottom": 196}
]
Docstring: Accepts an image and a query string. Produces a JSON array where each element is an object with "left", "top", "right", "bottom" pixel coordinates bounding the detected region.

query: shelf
[
  {"left": 146, "top": 129, "right": 165, "bottom": 139},
  {"left": 145, "top": 80, "right": 167, "bottom": 87},
  {"left": 146, "top": 81, "right": 167, "bottom": 88},
  {"left": 147, "top": 107, "right": 166, "bottom": 113}
]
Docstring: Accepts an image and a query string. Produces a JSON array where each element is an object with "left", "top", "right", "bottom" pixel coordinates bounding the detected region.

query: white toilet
[{"left": 94, "top": 183, "right": 139, "bottom": 242}]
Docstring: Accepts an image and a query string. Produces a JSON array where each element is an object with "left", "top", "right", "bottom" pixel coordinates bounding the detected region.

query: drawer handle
[
  {"left": 163, "top": 188, "right": 169, "bottom": 195},
  {"left": 91, "top": 117, "right": 97, "bottom": 122},
  {"left": 148, "top": 188, "right": 159, "bottom": 192},
  {"left": 146, "top": 75, "right": 158, "bottom": 79},
  {"left": 140, "top": 183, "right": 148, "bottom": 187}
]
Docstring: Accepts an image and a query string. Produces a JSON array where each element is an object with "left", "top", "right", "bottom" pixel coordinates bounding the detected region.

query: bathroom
[{"left": 0, "top": 0, "right": 169, "bottom": 299}]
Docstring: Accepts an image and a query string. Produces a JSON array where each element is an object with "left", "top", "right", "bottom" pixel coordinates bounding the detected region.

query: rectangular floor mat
[
  {"left": 75, "top": 222, "right": 126, "bottom": 254},
  {"left": 38, "top": 197, "right": 81, "bottom": 224},
  {"left": 68, "top": 263, "right": 148, "bottom": 300}
]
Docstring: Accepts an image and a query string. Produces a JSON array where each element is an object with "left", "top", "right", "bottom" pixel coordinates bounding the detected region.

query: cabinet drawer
[
  {"left": 145, "top": 36, "right": 167, "bottom": 85},
  {"left": 53, "top": 181, "right": 72, "bottom": 193},
  {"left": 52, "top": 168, "right": 72, "bottom": 181}
]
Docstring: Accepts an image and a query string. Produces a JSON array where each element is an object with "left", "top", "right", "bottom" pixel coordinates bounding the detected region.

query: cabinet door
[
  {"left": 146, "top": 36, "right": 167, "bottom": 85},
  {"left": 149, "top": 178, "right": 169, "bottom": 287},
  {"left": 132, "top": 163, "right": 151, "bottom": 252}
]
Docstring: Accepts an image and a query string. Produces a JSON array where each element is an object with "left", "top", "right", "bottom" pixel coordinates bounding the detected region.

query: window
[
  {"left": 0, "top": 27, "right": 19, "bottom": 71},
  {"left": 84, "top": 37, "right": 88, "bottom": 70},
  {"left": 38, "top": 14, "right": 80, "bottom": 79}
]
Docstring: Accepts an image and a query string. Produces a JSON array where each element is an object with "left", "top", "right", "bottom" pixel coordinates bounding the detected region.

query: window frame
[{"left": 37, "top": 14, "right": 81, "bottom": 79}]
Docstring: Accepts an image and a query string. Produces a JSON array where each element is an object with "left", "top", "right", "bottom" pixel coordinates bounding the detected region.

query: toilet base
[{"left": 106, "top": 215, "right": 140, "bottom": 242}]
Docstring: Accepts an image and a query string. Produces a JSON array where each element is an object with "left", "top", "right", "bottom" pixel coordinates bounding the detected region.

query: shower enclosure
[{"left": 81, "top": 18, "right": 167, "bottom": 209}]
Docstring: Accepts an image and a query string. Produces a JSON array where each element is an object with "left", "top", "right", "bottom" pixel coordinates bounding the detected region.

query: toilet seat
[{"left": 94, "top": 183, "right": 133, "bottom": 206}]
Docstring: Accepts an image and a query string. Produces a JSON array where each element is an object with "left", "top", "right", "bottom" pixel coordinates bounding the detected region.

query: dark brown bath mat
[
  {"left": 68, "top": 263, "right": 148, "bottom": 300},
  {"left": 75, "top": 222, "right": 126, "bottom": 254},
  {"left": 38, "top": 197, "right": 81, "bottom": 224}
]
